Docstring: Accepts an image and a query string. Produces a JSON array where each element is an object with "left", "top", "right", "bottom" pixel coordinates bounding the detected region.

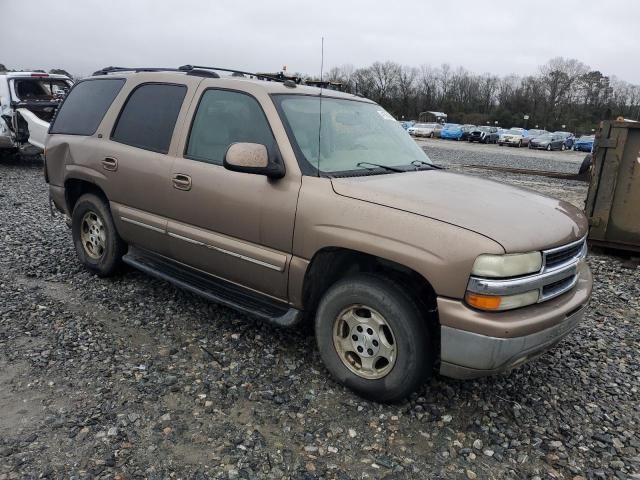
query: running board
[{"left": 122, "top": 248, "right": 302, "bottom": 327}]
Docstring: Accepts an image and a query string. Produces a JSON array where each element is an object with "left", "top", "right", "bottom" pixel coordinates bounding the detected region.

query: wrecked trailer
[{"left": 0, "top": 71, "right": 73, "bottom": 153}]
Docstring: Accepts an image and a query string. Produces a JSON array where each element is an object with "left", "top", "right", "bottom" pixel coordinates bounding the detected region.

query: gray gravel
[
  {"left": 1, "top": 153, "right": 639, "bottom": 479},
  {"left": 419, "top": 138, "right": 586, "bottom": 174}
]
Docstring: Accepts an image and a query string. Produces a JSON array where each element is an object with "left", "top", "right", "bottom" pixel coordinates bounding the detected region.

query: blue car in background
[
  {"left": 440, "top": 124, "right": 464, "bottom": 140},
  {"left": 573, "top": 135, "right": 595, "bottom": 152}
]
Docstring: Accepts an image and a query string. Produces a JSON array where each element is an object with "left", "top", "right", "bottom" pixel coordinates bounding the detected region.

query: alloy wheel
[
  {"left": 80, "top": 211, "right": 106, "bottom": 259},
  {"left": 332, "top": 305, "right": 397, "bottom": 380}
]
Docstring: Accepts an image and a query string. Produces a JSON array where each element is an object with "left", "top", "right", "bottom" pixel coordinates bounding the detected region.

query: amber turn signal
[{"left": 465, "top": 292, "right": 502, "bottom": 310}]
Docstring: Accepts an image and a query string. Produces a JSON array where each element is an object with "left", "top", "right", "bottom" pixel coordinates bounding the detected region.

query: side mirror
[{"left": 223, "top": 142, "right": 284, "bottom": 179}]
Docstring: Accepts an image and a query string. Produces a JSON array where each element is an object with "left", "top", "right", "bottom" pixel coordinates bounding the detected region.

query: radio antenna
[{"left": 316, "top": 36, "right": 324, "bottom": 176}]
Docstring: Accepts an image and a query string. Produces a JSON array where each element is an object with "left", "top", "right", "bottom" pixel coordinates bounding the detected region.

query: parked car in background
[
  {"left": 0, "top": 71, "right": 73, "bottom": 153},
  {"left": 44, "top": 67, "right": 592, "bottom": 402},
  {"left": 554, "top": 131, "right": 575, "bottom": 150},
  {"left": 526, "top": 129, "right": 549, "bottom": 141},
  {"left": 431, "top": 123, "right": 445, "bottom": 138},
  {"left": 498, "top": 128, "right": 529, "bottom": 147},
  {"left": 460, "top": 125, "right": 476, "bottom": 141},
  {"left": 529, "top": 133, "right": 566, "bottom": 151},
  {"left": 468, "top": 126, "right": 499, "bottom": 144},
  {"left": 573, "top": 135, "right": 595, "bottom": 152},
  {"left": 398, "top": 120, "right": 414, "bottom": 130},
  {"left": 408, "top": 122, "right": 440, "bottom": 138},
  {"left": 440, "top": 124, "right": 464, "bottom": 140}
]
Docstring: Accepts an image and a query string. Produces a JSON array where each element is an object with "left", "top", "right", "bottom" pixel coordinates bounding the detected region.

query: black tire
[
  {"left": 546, "top": 144, "right": 551, "bottom": 151},
  {"left": 314, "top": 273, "right": 432, "bottom": 402},
  {"left": 71, "top": 193, "right": 126, "bottom": 277},
  {"left": 578, "top": 154, "right": 592, "bottom": 175}
]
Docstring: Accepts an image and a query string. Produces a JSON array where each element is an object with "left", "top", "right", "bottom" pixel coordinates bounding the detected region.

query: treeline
[{"left": 318, "top": 57, "right": 640, "bottom": 134}]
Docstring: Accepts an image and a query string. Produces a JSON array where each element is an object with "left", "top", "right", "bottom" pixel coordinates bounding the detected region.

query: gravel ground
[
  {"left": 1, "top": 152, "right": 639, "bottom": 480},
  {"left": 419, "top": 139, "right": 590, "bottom": 208},
  {"left": 417, "top": 138, "right": 586, "bottom": 174}
]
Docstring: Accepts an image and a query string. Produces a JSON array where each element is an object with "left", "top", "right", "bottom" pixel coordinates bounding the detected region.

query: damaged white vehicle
[{"left": 0, "top": 72, "right": 73, "bottom": 153}]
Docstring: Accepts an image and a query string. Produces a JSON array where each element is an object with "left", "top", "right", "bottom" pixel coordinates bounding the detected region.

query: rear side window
[
  {"left": 111, "top": 83, "right": 187, "bottom": 154},
  {"left": 185, "top": 89, "right": 276, "bottom": 165},
  {"left": 49, "top": 79, "right": 125, "bottom": 135}
]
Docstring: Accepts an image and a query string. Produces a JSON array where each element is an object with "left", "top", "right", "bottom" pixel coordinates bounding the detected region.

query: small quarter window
[
  {"left": 186, "top": 89, "right": 276, "bottom": 165},
  {"left": 49, "top": 78, "right": 125, "bottom": 136},
  {"left": 111, "top": 83, "right": 187, "bottom": 154}
]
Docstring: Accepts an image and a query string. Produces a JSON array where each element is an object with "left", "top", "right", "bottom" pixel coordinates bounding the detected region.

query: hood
[{"left": 331, "top": 171, "right": 588, "bottom": 252}]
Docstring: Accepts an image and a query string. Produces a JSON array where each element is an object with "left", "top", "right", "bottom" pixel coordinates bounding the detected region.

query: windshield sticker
[{"left": 376, "top": 110, "right": 395, "bottom": 121}]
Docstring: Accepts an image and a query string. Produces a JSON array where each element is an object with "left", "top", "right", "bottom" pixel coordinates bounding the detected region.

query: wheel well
[
  {"left": 64, "top": 179, "right": 107, "bottom": 213},
  {"left": 302, "top": 248, "right": 439, "bottom": 337}
]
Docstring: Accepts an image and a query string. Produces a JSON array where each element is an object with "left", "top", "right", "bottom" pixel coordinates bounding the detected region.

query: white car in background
[
  {"left": 408, "top": 122, "right": 441, "bottom": 138},
  {"left": 0, "top": 71, "right": 73, "bottom": 154},
  {"left": 498, "top": 128, "right": 529, "bottom": 147}
]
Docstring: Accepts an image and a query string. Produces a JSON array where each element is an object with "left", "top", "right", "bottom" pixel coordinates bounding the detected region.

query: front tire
[
  {"left": 71, "top": 193, "right": 126, "bottom": 277},
  {"left": 546, "top": 144, "right": 551, "bottom": 151},
  {"left": 315, "top": 273, "right": 432, "bottom": 402}
]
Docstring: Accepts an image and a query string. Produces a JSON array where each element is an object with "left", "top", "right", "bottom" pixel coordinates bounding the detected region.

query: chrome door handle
[
  {"left": 102, "top": 157, "right": 118, "bottom": 171},
  {"left": 172, "top": 173, "right": 192, "bottom": 191}
]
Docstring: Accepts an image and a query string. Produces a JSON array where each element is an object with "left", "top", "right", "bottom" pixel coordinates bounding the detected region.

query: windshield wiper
[
  {"left": 411, "top": 160, "right": 445, "bottom": 170},
  {"left": 356, "top": 162, "right": 404, "bottom": 173}
]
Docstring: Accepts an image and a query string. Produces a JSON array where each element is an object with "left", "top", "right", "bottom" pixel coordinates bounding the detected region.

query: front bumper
[{"left": 438, "top": 261, "right": 592, "bottom": 379}]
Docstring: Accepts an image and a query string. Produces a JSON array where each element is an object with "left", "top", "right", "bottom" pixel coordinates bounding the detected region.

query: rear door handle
[
  {"left": 102, "top": 157, "right": 118, "bottom": 171},
  {"left": 172, "top": 173, "right": 192, "bottom": 191}
]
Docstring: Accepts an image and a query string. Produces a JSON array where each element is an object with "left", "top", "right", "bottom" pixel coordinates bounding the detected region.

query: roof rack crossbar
[
  {"left": 180, "top": 65, "right": 294, "bottom": 83},
  {"left": 91, "top": 65, "right": 303, "bottom": 86},
  {"left": 92, "top": 66, "right": 184, "bottom": 76}
]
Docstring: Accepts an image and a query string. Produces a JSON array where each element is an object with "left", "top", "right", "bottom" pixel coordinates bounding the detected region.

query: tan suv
[{"left": 44, "top": 66, "right": 592, "bottom": 402}]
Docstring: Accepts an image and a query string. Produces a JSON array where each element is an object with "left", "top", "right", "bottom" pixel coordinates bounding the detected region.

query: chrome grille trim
[{"left": 542, "top": 236, "right": 587, "bottom": 272}]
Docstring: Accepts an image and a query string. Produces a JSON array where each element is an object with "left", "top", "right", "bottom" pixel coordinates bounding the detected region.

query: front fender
[{"left": 292, "top": 177, "right": 504, "bottom": 300}]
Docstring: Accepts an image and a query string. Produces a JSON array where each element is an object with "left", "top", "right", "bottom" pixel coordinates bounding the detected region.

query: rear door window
[
  {"left": 49, "top": 78, "right": 125, "bottom": 135},
  {"left": 111, "top": 83, "right": 187, "bottom": 154},
  {"left": 185, "top": 89, "right": 276, "bottom": 165}
]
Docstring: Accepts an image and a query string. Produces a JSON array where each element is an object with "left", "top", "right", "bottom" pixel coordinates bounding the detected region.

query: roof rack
[{"left": 91, "top": 65, "right": 297, "bottom": 84}]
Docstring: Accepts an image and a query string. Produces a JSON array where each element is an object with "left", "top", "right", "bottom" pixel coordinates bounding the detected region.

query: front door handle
[
  {"left": 102, "top": 157, "right": 118, "bottom": 171},
  {"left": 172, "top": 173, "right": 192, "bottom": 191}
]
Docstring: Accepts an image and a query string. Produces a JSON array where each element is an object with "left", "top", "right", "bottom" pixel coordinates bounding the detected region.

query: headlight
[{"left": 471, "top": 252, "right": 542, "bottom": 278}]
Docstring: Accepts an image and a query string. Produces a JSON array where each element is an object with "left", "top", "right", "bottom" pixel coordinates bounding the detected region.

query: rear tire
[
  {"left": 71, "top": 193, "right": 126, "bottom": 277},
  {"left": 315, "top": 273, "right": 432, "bottom": 402},
  {"left": 546, "top": 144, "right": 551, "bottom": 151},
  {"left": 579, "top": 154, "right": 592, "bottom": 175}
]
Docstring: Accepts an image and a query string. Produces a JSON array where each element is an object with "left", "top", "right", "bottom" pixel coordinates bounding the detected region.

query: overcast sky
[{"left": 2, "top": 0, "right": 639, "bottom": 83}]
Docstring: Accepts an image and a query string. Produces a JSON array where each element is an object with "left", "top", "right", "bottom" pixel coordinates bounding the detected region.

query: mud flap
[{"left": 15, "top": 108, "right": 49, "bottom": 149}]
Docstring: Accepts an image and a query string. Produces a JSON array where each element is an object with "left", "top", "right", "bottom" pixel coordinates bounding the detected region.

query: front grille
[
  {"left": 542, "top": 276, "right": 576, "bottom": 300},
  {"left": 544, "top": 240, "right": 585, "bottom": 270}
]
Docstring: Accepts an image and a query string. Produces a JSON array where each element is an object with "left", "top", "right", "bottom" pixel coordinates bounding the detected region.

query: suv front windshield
[{"left": 274, "top": 95, "right": 432, "bottom": 175}]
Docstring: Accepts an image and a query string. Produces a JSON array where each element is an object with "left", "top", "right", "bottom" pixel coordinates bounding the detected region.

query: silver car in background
[{"left": 408, "top": 122, "right": 441, "bottom": 138}]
